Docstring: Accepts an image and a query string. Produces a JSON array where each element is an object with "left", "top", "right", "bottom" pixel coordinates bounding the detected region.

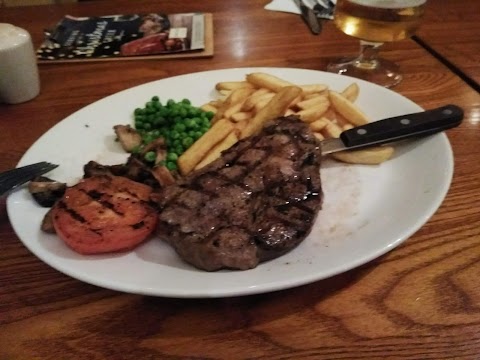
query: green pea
[
  {"left": 158, "top": 107, "right": 168, "bottom": 117},
  {"left": 143, "top": 134, "right": 154, "bottom": 144},
  {"left": 174, "top": 123, "right": 186, "bottom": 132},
  {"left": 144, "top": 151, "right": 156, "bottom": 162},
  {"left": 131, "top": 145, "right": 141, "bottom": 154},
  {"left": 174, "top": 145, "right": 184, "bottom": 155},
  {"left": 182, "top": 137, "right": 194, "bottom": 148},
  {"left": 185, "top": 119, "right": 196, "bottom": 129},
  {"left": 166, "top": 161, "right": 178, "bottom": 171},
  {"left": 178, "top": 108, "right": 188, "bottom": 118},
  {"left": 187, "top": 108, "right": 198, "bottom": 117},
  {"left": 134, "top": 113, "right": 145, "bottom": 122},
  {"left": 201, "top": 117, "right": 210, "bottom": 126},
  {"left": 167, "top": 152, "right": 178, "bottom": 161},
  {"left": 153, "top": 116, "right": 165, "bottom": 127},
  {"left": 205, "top": 111, "right": 214, "bottom": 120},
  {"left": 169, "top": 108, "right": 179, "bottom": 118}
]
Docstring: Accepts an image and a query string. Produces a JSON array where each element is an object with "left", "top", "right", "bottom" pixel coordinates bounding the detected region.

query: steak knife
[
  {"left": 293, "top": 0, "right": 322, "bottom": 35},
  {"left": 321, "top": 104, "right": 463, "bottom": 155}
]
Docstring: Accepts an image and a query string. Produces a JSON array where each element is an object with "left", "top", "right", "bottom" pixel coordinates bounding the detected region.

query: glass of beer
[{"left": 327, "top": 0, "right": 427, "bottom": 88}]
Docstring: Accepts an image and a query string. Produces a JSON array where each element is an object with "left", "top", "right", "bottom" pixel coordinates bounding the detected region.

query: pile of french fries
[{"left": 177, "top": 72, "right": 394, "bottom": 176}]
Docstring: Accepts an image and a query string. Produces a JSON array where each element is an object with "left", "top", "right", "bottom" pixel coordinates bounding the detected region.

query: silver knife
[
  {"left": 321, "top": 104, "right": 463, "bottom": 155},
  {"left": 293, "top": 0, "right": 322, "bottom": 35}
]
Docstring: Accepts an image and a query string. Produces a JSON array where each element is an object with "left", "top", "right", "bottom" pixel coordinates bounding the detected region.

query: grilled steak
[{"left": 154, "top": 116, "right": 323, "bottom": 271}]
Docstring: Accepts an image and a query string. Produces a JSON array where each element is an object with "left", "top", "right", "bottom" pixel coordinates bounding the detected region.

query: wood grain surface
[
  {"left": 1, "top": 1, "right": 479, "bottom": 359},
  {"left": 416, "top": 0, "right": 480, "bottom": 90}
]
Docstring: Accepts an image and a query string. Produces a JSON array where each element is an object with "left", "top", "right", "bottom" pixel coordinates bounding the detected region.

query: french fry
[
  {"left": 288, "top": 94, "right": 303, "bottom": 108},
  {"left": 212, "top": 87, "right": 254, "bottom": 123},
  {"left": 331, "top": 146, "right": 395, "bottom": 165},
  {"left": 194, "top": 131, "right": 239, "bottom": 170},
  {"left": 242, "top": 90, "right": 274, "bottom": 111},
  {"left": 209, "top": 100, "right": 224, "bottom": 107},
  {"left": 328, "top": 90, "right": 369, "bottom": 126},
  {"left": 228, "top": 87, "right": 255, "bottom": 105},
  {"left": 241, "top": 86, "right": 302, "bottom": 139},
  {"left": 300, "top": 84, "right": 328, "bottom": 95},
  {"left": 330, "top": 109, "right": 349, "bottom": 127},
  {"left": 304, "top": 92, "right": 324, "bottom": 100},
  {"left": 215, "top": 81, "right": 255, "bottom": 91},
  {"left": 296, "top": 94, "right": 329, "bottom": 110},
  {"left": 223, "top": 102, "right": 244, "bottom": 119},
  {"left": 254, "top": 94, "right": 277, "bottom": 113},
  {"left": 199, "top": 73, "right": 396, "bottom": 167},
  {"left": 218, "top": 89, "right": 231, "bottom": 97},
  {"left": 323, "top": 121, "right": 343, "bottom": 138},
  {"left": 178, "top": 118, "right": 234, "bottom": 175},
  {"left": 285, "top": 108, "right": 296, "bottom": 116},
  {"left": 309, "top": 118, "right": 329, "bottom": 132},
  {"left": 295, "top": 101, "right": 330, "bottom": 123},
  {"left": 231, "top": 111, "right": 252, "bottom": 122},
  {"left": 246, "top": 73, "right": 293, "bottom": 92},
  {"left": 341, "top": 82, "right": 359, "bottom": 102},
  {"left": 322, "top": 107, "right": 337, "bottom": 122},
  {"left": 233, "top": 119, "right": 248, "bottom": 133},
  {"left": 200, "top": 103, "right": 218, "bottom": 114}
]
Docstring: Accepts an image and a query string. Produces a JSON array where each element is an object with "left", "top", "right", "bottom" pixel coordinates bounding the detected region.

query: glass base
[{"left": 327, "top": 56, "right": 402, "bottom": 88}]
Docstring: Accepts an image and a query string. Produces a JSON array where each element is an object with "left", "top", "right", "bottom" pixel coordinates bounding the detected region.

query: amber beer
[{"left": 334, "top": 0, "right": 427, "bottom": 43}]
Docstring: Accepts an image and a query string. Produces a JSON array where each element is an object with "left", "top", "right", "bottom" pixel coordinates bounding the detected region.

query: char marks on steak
[{"left": 154, "top": 116, "right": 323, "bottom": 271}]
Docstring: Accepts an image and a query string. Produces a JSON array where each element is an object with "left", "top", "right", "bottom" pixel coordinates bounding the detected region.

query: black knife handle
[{"left": 340, "top": 104, "right": 464, "bottom": 148}]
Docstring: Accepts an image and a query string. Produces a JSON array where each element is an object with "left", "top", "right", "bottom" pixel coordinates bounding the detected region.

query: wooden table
[
  {"left": 416, "top": 0, "right": 480, "bottom": 91},
  {"left": 1, "top": 1, "right": 480, "bottom": 359}
]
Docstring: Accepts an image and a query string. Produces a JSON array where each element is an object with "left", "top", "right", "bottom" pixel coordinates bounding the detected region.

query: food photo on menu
[{"left": 36, "top": 11, "right": 206, "bottom": 61}]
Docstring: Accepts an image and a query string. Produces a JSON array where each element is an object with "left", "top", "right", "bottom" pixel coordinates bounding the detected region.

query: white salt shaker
[{"left": 0, "top": 23, "right": 40, "bottom": 104}]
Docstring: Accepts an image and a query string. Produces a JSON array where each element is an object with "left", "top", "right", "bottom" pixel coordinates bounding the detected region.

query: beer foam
[{"left": 347, "top": 0, "right": 427, "bottom": 8}]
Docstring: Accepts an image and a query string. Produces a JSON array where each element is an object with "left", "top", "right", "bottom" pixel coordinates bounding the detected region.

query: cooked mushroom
[
  {"left": 83, "top": 160, "right": 128, "bottom": 178},
  {"left": 41, "top": 208, "right": 56, "bottom": 233},
  {"left": 150, "top": 165, "right": 176, "bottom": 187},
  {"left": 113, "top": 124, "right": 142, "bottom": 152},
  {"left": 28, "top": 176, "right": 67, "bottom": 207},
  {"left": 141, "top": 138, "right": 167, "bottom": 162}
]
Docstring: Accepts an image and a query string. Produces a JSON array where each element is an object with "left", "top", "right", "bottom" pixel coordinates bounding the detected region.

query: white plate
[{"left": 7, "top": 68, "right": 453, "bottom": 298}]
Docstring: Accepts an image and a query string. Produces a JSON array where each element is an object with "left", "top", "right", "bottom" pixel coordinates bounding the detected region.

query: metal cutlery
[
  {"left": 293, "top": 0, "right": 322, "bottom": 35},
  {"left": 0, "top": 161, "right": 58, "bottom": 196},
  {"left": 321, "top": 104, "right": 463, "bottom": 155}
]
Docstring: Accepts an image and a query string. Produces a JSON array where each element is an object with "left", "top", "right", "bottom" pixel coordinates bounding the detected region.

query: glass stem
[{"left": 355, "top": 40, "right": 383, "bottom": 70}]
